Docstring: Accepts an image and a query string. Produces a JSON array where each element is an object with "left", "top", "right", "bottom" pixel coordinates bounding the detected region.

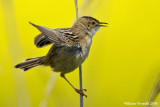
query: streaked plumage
[{"left": 15, "top": 16, "right": 107, "bottom": 96}]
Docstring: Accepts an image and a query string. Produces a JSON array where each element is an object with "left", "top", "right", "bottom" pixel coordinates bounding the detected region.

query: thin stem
[
  {"left": 74, "top": 0, "right": 83, "bottom": 107},
  {"left": 74, "top": 0, "right": 78, "bottom": 20},
  {"left": 79, "top": 65, "right": 83, "bottom": 107}
]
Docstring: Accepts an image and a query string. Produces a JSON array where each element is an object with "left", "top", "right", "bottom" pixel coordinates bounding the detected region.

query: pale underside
[{"left": 31, "top": 22, "right": 100, "bottom": 74}]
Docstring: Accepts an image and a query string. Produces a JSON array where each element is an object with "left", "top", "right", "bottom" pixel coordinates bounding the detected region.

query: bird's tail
[{"left": 15, "top": 57, "right": 44, "bottom": 72}]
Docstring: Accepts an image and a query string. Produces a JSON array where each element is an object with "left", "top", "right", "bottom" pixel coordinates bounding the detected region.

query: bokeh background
[{"left": 0, "top": 0, "right": 160, "bottom": 107}]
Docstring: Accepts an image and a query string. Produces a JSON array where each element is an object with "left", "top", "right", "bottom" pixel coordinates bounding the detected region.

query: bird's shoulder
[{"left": 55, "top": 28, "right": 82, "bottom": 45}]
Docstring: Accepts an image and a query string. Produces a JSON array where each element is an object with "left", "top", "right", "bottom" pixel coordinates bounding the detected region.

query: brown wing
[
  {"left": 56, "top": 28, "right": 81, "bottom": 44},
  {"left": 34, "top": 33, "right": 52, "bottom": 48},
  {"left": 29, "top": 22, "right": 67, "bottom": 48}
]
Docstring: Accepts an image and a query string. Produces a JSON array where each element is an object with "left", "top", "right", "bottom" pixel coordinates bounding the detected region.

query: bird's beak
[{"left": 98, "top": 22, "right": 108, "bottom": 27}]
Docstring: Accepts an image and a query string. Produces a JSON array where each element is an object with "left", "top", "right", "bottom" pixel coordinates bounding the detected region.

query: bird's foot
[{"left": 74, "top": 88, "right": 87, "bottom": 97}]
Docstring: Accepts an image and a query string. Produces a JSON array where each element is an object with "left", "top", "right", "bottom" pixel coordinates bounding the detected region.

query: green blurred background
[{"left": 0, "top": 0, "right": 160, "bottom": 107}]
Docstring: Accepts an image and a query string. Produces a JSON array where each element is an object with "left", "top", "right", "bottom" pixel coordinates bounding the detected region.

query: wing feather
[
  {"left": 29, "top": 22, "right": 66, "bottom": 42},
  {"left": 34, "top": 33, "right": 53, "bottom": 48},
  {"left": 29, "top": 22, "right": 79, "bottom": 48}
]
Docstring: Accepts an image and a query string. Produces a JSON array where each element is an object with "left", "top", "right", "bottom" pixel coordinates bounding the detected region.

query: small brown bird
[{"left": 15, "top": 16, "right": 107, "bottom": 97}]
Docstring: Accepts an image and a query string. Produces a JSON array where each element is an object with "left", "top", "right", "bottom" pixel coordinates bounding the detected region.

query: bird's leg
[{"left": 60, "top": 73, "right": 87, "bottom": 97}]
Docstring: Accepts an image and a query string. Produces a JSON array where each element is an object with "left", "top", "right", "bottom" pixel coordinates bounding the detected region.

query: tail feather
[{"left": 15, "top": 57, "right": 43, "bottom": 71}]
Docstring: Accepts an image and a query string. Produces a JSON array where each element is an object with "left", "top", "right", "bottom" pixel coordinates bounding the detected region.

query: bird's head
[{"left": 73, "top": 16, "right": 108, "bottom": 36}]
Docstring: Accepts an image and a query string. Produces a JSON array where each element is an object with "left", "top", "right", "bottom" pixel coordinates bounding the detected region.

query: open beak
[{"left": 98, "top": 22, "right": 108, "bottom": 27}]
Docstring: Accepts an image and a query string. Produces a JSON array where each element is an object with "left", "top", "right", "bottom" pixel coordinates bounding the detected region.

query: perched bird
[{"left": 15, "top": 16, "right": 107, "bottom": 97}]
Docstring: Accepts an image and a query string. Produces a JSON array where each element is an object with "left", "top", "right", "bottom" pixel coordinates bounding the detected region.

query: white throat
[{"left": 89, "top": 27, "right": 100, "bottom": 37}]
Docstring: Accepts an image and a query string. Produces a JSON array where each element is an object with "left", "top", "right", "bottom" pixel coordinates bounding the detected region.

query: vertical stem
[
  {"left": 74, "top": 0, "right": 78, "bottom": 20},
  {"left": 74, "top": 0, "right": 83, "bottom": 107},
  {"left": 79, "top": 65, "right": 83, "bottom": 107}
]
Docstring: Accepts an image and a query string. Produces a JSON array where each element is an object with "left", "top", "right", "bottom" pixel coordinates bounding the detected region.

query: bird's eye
[{"left": 91, "top": 21, "right": 96, "bottom": 25}]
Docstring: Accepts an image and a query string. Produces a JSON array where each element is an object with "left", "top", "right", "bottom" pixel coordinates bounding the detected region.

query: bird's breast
[
  {"left": 76, "top": 36, "right": 92, "bottom": 62},
  {"left": 44, "top": 36, "right": 93, "bottom": 74}
]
